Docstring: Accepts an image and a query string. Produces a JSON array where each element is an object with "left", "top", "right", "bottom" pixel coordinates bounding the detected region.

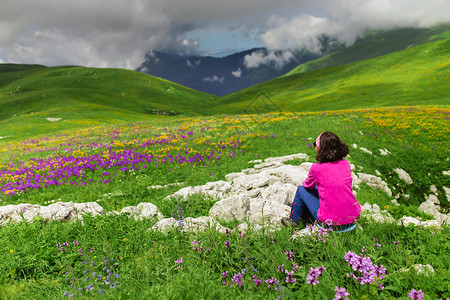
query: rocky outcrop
[
  {"left": 151, "top": 216, "right": 227, "bottom": 233},
  {"left": 1, "top": 152, "right": 448, "bottom": 234},
  {"left": 0, "top": 202, "right": 103, "bottom": 225}
]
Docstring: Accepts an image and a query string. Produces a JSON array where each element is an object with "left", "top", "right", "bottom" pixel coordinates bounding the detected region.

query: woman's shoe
[{"left": 281, "top": 217, "right": 298, "bottom": 228}]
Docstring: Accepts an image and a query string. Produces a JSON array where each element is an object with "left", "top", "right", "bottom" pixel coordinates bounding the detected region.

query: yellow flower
[
  {"left": 122, "top": 238, "right": 130, "bottom": 242},
  {"left": 10, "top": 250, "right": 13, "bottom": 253},
  {"left": 384, "top": 205, "right": 389, "bottom": 209}
]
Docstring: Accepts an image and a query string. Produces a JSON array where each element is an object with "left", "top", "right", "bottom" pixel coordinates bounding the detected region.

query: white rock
[
  {"left": 248, "top": 198, "right": 291, "bottom": 225},
  {"left": 352, "top": 144, "right": 358, "bottom": 149},
  {"left": 379, "top": 148, "right": 390, "bottom": 156},
  {"left": 360, "top": 203, "right": 395, "bottom": 224},
  {"left": 46, "top": 118, "right": 62, "bottom": 122},
  {"left": 119, "top": 203, "right": 163, "bottom": 220},
  {"left": 393, "top": 168, "right": 413, "bottom": 184},
  {"left": 445, "top": 187, "right": 450, "bottom": 202},
  {"left": 248, "top": 159, "right": 262, "bottom": 164},
  {"left": 209, "top": 194, "right": 250, "bottom": 222},
  {"left": 151, "top": 216, "right": 228, "bottom": 233},
  {"left": 360, "top": 147, "right": 373, "bottom": 155},
  {"left": 430, "top": 185, "right": 437, "bottom": 194},
  {"left": 357, "top": 173, "right": 392, "bottom": 197},
  {"left": 419, "top": 197, "right": 450, "bottom": 226}
]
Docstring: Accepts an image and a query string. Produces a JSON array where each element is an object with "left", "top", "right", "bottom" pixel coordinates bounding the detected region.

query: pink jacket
[{"left": 302, "top": 159, "right": 361, "bottom": 225}]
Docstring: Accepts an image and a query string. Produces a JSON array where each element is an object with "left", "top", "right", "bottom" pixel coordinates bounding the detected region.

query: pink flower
[{"left": 408, "top": 288, "right": 424, "bottom": 300}]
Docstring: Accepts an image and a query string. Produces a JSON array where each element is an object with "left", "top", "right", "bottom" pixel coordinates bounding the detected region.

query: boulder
[
  {"left": 119, "top": 203, "right": 164, "bottom": 220},
  {"left": 357, "top": 173, "right": 392, "bottom": 197},
  {"left": 393, "top": 168, "right": 413, "bottom": 184},
  {"left": 419, "top": 196, "right": 450, "bottom": 225},
  {"left": 151, "top": 216, "right": 228, "bottom": 233}
]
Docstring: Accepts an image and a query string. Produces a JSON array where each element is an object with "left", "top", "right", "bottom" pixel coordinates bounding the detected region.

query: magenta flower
[
  {"left": 230, "top": 273, "right": 243, "bottom": 287},
  {"left": 334, "top": 286, "right": 350, "bottom": 300},
  {"left": 224, "top": 240, "right": 230, "bottom": 250},
  {"left": 265, "top": 277, "right": 280, "bottom": 289},
  {"left": 306, "top": 265, "right": 326, "bottom": 285},
  {"left": 284, "top": 250, "right": 294, "bottom": 261},
  {"left": 252, "top": 275, "right": 262, "bottom": 286},
  {"left": 408, "top": 288, "right": 424, "bottom": 300}
]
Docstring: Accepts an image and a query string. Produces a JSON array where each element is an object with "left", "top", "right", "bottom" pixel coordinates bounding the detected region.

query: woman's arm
[{"left": 302, "top": 165, "right": 317, "bottom": 189}]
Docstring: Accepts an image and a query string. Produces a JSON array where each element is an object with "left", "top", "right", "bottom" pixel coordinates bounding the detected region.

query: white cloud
[
  {"left": 0, "top": 0, "right": 448, "bottom": 69},
  {"left": 260, "top": 0, "right": 450, "bottom": 52},
  {"left": 244, "top": 50, "right": 294, "bottom": 69},
  {"left": 186, "top": 59, "right": 201, "bottom": 68},
  {"left": 231, "top": 67, "right": 242, "bottom": 77},
  {"left": 203, "top": 75, "right": 225, "bottom": 83}
]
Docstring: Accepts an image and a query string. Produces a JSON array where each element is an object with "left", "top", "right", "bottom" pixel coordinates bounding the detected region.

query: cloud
[
  {"left": 260, "top": 0, "right": 450, "bottom": 52},
  {"left": 244, "top": 50, "right": 295, "bottom": 69},
  {"left": 203, "top": 75, "right": 225, "bottom": 83},
  {"left": 0, "top": 0, "right": 448, "bottom": 69},
  {"left": 186, "top": 59, "right": 201, "bottom": 68},
  {"left": 231, "top": 67, "right": 242, "bottom": 77}
]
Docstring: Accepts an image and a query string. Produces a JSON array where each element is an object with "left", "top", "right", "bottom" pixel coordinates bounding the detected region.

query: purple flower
[
  {"left": 175, "top": 258, "right": 183, "bottom": 264},
  {"left": 408, "top": 288, "right": 424, "bottom": 300},
  {"left": 306, "top": 265, "right": 326, "bottom": 285},
  {"left": 285, "top": 270, "right": 296, "bottom": 284},
  {"left": 222, "top": 271, "right": 229, "bottom": 279},
  {"left": 277, "top": 264, "right": 285, "bottom": 272},
  {"left": 224, "top": 240, "right": 230, "bottom": 250},
  {"left": 344, "top": 251, "right": 386, "bottom": 288},
  {"left": 252, "top": 275, "right": 262, "bottom": 286},
  {"left": 231, "top": 273, "right": 243, "bottom": 287},
  {"left": 265, "top": 277, "right": 280, "bottom": 289},
  {"left": 334, "top": 286, "right": 350, "bottom": 300},
  {"left": 284, "top": 250, "right": 294, "bottom": 261}
]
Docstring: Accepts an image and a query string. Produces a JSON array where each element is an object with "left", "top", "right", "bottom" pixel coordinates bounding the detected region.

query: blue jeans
[{"left": 289, "top": 186, "right": 320, "bottom": 223}]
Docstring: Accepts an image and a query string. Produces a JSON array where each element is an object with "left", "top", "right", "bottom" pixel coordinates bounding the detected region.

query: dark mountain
[{"left": 136, "top": 40, "right": 340, "bottom": 96}]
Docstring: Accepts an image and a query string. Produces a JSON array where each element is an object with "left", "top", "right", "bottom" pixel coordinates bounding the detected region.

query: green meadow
[{"left": 0, "top": 32, "right": 449, "bottom": 299}]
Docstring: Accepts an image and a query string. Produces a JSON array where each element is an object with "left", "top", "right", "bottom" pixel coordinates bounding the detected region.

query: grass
[
  {"left": 212, "top": 38, "right": 450, "bottom": 114},
  {"left": 0, "top": 107, "right": 449, "bottom": 299},
  {"left": 285, "top": 24, "right": 450, "bottom": 76},
  {"left": 0, "top": 64, "right": 217, "bottom": 139}
]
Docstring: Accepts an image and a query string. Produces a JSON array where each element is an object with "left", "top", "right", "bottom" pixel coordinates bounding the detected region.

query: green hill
[
  {"left": 208, "top": 38, "right": 449, "bottom": 115},
  {"left": 285, "top": 24, "right": 450, "bottom": 76},
  {"left": 0, "top": 65, "right": 217, "bottom": 139}
]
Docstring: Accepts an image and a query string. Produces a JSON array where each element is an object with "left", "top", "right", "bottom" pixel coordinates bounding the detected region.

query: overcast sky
[{"left": 0, "top": 0, "right": 448, "bottom": 69}]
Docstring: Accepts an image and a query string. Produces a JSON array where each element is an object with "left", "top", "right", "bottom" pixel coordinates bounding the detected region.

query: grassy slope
[
  {"left": 209, "top": 38, "right": 450, "bottom": 114},
  {"left": 285, "top": 24, "right": 450, "bottom": 76},
  {"left": 0, "top": 64, "right": 217, "bottom": 139}
]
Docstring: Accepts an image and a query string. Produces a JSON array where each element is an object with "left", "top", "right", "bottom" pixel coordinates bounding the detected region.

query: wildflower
[
  {"left": 285, "top": 270, "right": 296, "bottom": 284},
  {"left": 277, "top": 264, "right": 285, "bottom": 272},
  {"left": 224, "top": 240, "right": 230, "bottom": 250},
  {"left": 175, "top": 258, "right": 183, "bottom": 264},
  {"left": 334, "top": 286, "right": 350, "bottom": 300},
  {"left": 85, "top": 283, "right": 94, "bottom": 291},
  {"left": 284, "top": 250, "right": 294, "bottom": 261},
  {"left": 265, "top": 277, "right": 280, "bottom": 289},
  {"left": 231, "top": 272, "right": 243, "bottom": 287},
  {"left": 306, "top": 265, "right": 326, "bottom": 285},
  {"left": 408, "top": 288, "right": 424, "bottom": 300},
  {"left": 344, "top": 251, "right": 386, "bottom": 288},
  {"left": 222, "top": 271, "right": 229, "bottom": 279},
  {"left": 253, "top": 275, "right": 262, "bottom": 286}
]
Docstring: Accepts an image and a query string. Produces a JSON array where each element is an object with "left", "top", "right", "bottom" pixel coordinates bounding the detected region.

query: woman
[{"left": 282, "top": 131, "right": 361, "bottom": 232}]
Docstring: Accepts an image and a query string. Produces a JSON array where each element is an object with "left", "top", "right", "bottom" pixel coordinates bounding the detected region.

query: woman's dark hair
[{"left": 316, "top": 131, "right": 349, "bottom": 163}]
